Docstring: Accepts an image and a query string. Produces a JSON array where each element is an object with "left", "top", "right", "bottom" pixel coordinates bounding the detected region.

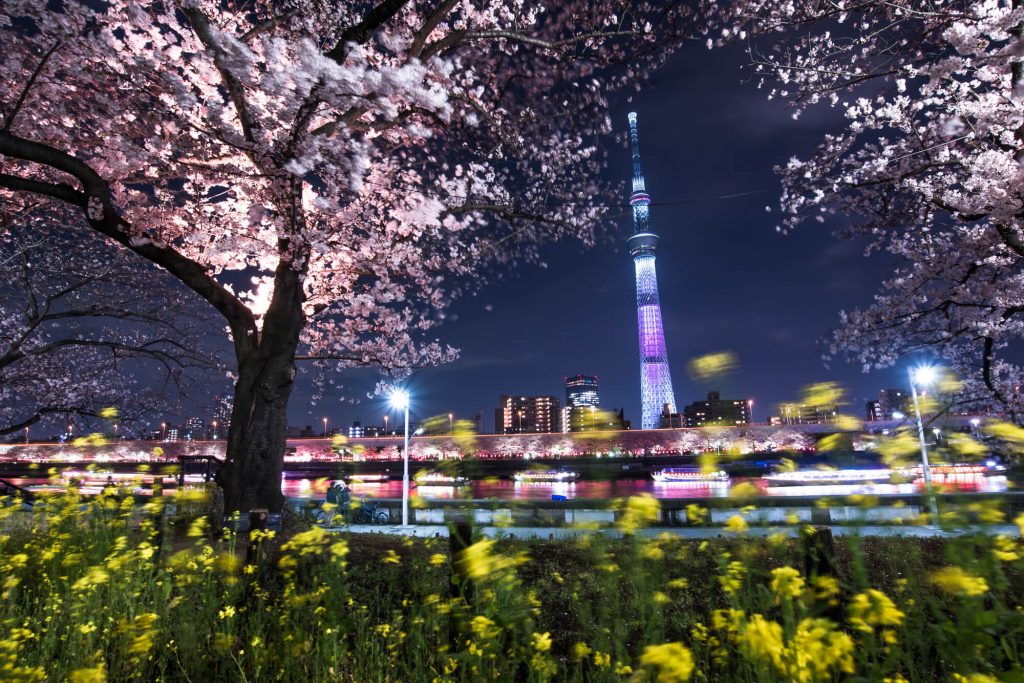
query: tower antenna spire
[{"left": 626, "top": 112, "right": 678, "bottom": 429}]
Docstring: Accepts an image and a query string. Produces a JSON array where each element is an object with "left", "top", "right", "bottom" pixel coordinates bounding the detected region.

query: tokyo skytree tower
[{"left": 626, "top": 112, "right": 677, "bottom": 430}]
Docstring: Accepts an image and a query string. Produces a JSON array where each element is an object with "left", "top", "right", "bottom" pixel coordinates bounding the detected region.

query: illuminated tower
[{"left": 626, "top": 112, "right": 677, "bottom": 429}]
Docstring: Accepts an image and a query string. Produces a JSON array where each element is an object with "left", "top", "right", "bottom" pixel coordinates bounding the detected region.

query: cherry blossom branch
[
  {"left": 325, "top": 0, "right": 412, "bottom": 63},
  {"left": 423, "top": 28, "right": 647, "bottom": 59},
  {"left": 3, "top": 40, "right": 61, "bottom": 131},
  {"left": 182, "top": 6, "right": 260, "bottom": 147}
]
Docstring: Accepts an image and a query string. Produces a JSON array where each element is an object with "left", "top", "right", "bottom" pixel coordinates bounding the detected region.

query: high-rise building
[
  {"left": 563, "top": 374, "right": 601, "bottom": 433},
  {"left": 181, "top": 416, "right": 204, "bottom": 440},
  {"left": 565, "top": 374, "right": 600, "bottom": 407},
  {"left": 626, "top": 112, "right": 678, "bottom": 429},
  {"left": 678, "top": 391, "right": 752, "bottom": 428},
  {"left": 867, "top": 389, "right": 909, "bottom": 421},
  {"left": 211, "top": 394, "right": 232, "bottom": 436},
  {"left": 495, "top": 395, "right": 561, "bottom": 434},
  {"left": 348, "top": 420, "right": 364, "bottom": 438}
]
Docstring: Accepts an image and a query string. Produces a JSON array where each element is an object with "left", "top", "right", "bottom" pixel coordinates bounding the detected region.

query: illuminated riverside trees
[
  {"left": 0, "top": 1, "right": 688, "bottom": 512},
  {"left": 707, "top": 1, "right": 1024, "bottom": 418}
]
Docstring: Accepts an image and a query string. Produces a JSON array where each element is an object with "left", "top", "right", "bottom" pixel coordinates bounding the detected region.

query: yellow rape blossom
[
  {"left": 849, "top": 589, "right": 905, "bottom": 632},
  {"left": 931, "top": 567, "right": 989, "bottom": 597},
  {"left": 724, "top": 515, "right": 749, "bottom": 533},
  {"left": 993, "top": 535, "right": 1019, "bottom": 562},
  {"left": 812, "top": 575, "right": 840, "bottom": 606},
  {"left": 719, "top": 560, "right": 746, "bottom": 595},
  {"left": 770, "top": 566, "right": 804, "bottom": 602},
  {"left": 616, "top": 494, "right": 661, "bottom": 534},
  {"left": 686, "top": 504, "right": 708, "bottom": 525},
  {"left": 640, "top": 642, "right": 695, "bottom": 682},
  {"left": 952, "top": 674, "right": 1000, "bottom": 683},
  {"left": 741, "top": 614, "right": 854, "bottom": 682},
  {"left": 571, "top": 642, "right": 591, "bottom": 661},
  {"left": 470, "top": 616, "right": 500, "bottom": 640},
  {"left": 68, "top": 665, "right": 107, "bottom": 683}
]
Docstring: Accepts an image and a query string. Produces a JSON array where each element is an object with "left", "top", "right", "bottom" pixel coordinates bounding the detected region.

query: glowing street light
[
  {"left": 160, "top": 422, "right": 167, "bottom": 441},
  {"left": 448, "top": 412, "right": 453, "bottom": 434},
  {"left": 211, "top": 420, "right": 218, "bottom": 440},
  {"left": 383, "top": 414, "right": 389, "bottom": 435},
  {"left": 389, "top": 388, "right": 411, "bottom": 526},
  {"left": 24, "top": 426, "right": 29, "bottom": 444},
  {"left": 908, "top": 364, "right": 940, "bottom": 521},
  {"left": 322, "top": 416, "right": 328, "bottom": 438}
]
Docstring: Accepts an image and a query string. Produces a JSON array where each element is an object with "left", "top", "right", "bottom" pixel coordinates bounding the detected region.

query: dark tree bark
[{"left": 219, "top": 265, "right": 306, "bottom": 514}]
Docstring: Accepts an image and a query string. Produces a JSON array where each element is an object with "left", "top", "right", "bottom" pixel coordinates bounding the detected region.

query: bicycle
[{"left": 353, "top": 499, "right": 391, "bottom": 525}]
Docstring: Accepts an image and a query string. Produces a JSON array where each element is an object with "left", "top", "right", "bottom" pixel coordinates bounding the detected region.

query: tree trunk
[
  {"left": 218, "top": 264, "right": 306, "bottom": 515},
  {"left": 219, "top": 355, "right": 296, "bottom": 514}
]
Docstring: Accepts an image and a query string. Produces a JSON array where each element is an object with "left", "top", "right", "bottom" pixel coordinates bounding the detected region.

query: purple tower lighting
[{"left": 626, "top": 112, "right": 677, "bottom": 429}]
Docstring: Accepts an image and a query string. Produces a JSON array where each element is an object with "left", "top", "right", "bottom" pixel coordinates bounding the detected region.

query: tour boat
[
  {"left": 512, "top": 469, "right": 579, "bottom": 483},
  {"left": 651, "top": 467, "right": 729, "bottom": 484},
  {"left": 415, "top": 472, "right": 470, "bottom": 486},
  {"left": 343, "top": 473, "right": 390, "bottom": 483},
  {"left": 904, "top": 464, "right": 991, "bottom": 484},
  {"left": 763, "top": 468, "right": 893, "bottom": 485}
]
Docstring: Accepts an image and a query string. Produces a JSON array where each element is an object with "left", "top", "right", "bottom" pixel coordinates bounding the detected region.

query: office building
[{"left": 679, "top": 391, "right": 752, "bottom": 427}]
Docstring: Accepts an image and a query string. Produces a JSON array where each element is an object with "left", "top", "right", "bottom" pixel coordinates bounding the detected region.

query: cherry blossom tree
[
  {"left": 706, "top": 1, "right": 1024, "bottom": 417},
  {"left": 0, "top": 0, "right": 687, "bottom": 511},
  {"left": 0, "top": 220, "right": 223, "bottom": 437}
]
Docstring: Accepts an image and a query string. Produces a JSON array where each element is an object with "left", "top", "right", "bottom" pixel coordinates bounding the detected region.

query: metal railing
[{"left": 176, "top": 456, "right": 224, "bottom": 486}]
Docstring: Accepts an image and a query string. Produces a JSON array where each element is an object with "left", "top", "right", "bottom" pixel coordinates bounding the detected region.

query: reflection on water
[
  {"left": 9, "top": 474, "right": 1009, "bottom": 502},
  {"left": 279, "top": 475, "right": 1009, "bottom": 501}
]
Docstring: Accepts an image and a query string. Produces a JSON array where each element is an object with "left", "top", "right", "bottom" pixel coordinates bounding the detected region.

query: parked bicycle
[{"left": 352, "top": 499, "right": 391, "bottom": 525}]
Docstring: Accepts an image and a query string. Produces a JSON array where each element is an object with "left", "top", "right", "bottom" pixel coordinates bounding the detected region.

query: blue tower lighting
[{"left": 626, "top": 112, "right": 678, "bottom": 430}]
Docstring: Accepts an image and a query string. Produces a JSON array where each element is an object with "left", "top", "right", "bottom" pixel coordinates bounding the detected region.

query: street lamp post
[
  {"left": 24, "top": 426, "right": 29, "bottom": 444},
  {"left": 160, "top": 422, "right": 167, "bottom": 441},
  {"left": 323, "top": 417, "right": 328, "bottom": 438},
  {"left": 389, "top": 389, "right": 411, "bottom": 526},
  {"left": 383, "top": 414, "right": 389, "bottom": 436},
  {"left": 211, "top": 420, "right": 217, "bottom": 440},
  {"left": 909, "top": 366, "right": 940, "bottom": 521},
  {"left": 448, "top": 412, "right": 453, "bottom": 434}
]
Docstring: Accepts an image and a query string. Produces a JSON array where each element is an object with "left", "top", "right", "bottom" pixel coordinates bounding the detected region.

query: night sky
[{"left": 293, "top": 40, "right": 909, "bottom": 434}]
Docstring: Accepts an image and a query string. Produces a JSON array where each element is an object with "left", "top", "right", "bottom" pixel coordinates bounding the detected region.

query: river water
[{"left": 8, "top": 473, "right": 1009, "bottom": 502}]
